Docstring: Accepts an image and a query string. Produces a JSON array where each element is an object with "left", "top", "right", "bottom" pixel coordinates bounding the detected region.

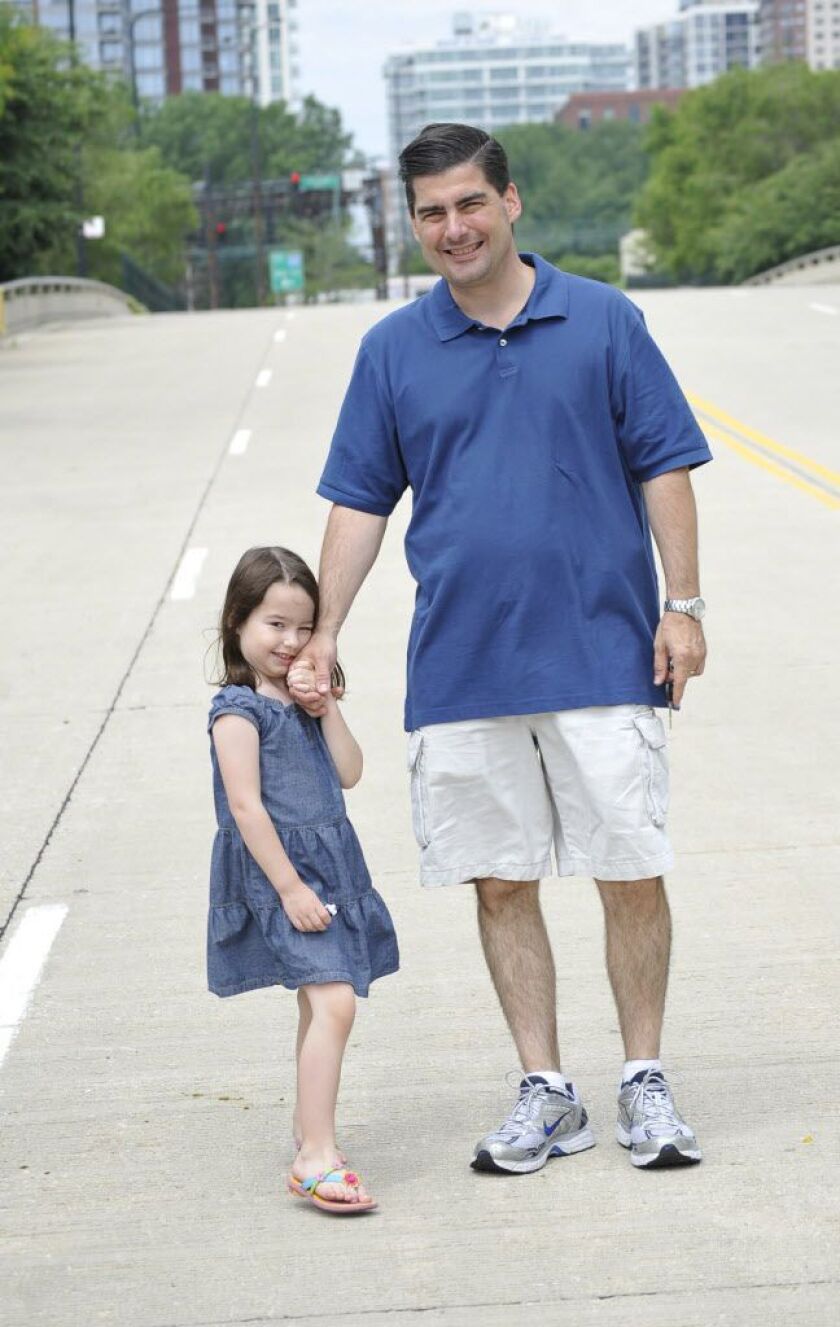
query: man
[{"left": 290, "top": 123, "right": 711, "bottom": 1174}]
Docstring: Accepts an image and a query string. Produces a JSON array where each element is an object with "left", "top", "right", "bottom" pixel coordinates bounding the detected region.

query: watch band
[{"left": 664, "top": 596, "right": 705, "bottom": 620}]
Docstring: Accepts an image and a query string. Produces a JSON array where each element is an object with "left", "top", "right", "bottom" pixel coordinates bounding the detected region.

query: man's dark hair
[{"left": 398, "top": 123, "right": 511, "bottom": 214}]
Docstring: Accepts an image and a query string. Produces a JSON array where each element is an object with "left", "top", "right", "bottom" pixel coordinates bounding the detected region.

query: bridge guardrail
[
  {"left": 0, "top": 276, "right": 144, "bottom": 338},
  {"left": 743, "top": 245, "right": 840, "bottom": 286}
]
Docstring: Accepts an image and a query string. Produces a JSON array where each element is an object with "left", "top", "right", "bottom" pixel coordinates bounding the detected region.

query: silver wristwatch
[{"left": 664, "top": 596, "right": 706, "bottom": 621}]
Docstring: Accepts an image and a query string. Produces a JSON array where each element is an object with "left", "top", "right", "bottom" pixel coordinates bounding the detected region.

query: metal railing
[
  {"left": 0, "top": 276, "right": 143, "bottom": 337},
  {"left": 743, "top": 245, "right": 840, "bottom": 286}
]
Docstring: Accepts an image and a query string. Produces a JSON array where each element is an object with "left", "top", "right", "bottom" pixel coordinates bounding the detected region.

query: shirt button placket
[{"left": 496, "top": 334, "right": 515, "bottom": 377}]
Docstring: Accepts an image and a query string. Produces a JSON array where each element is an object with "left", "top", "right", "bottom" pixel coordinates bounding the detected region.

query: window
[
  {"left": 137, "top": 71, "right": 165, "bottom": 96},
  {"left": 489, "top": 65, "right": 518, "bottom": 80},
  {"left": 98, "top": 12, "right": 121, "bottom": 34},
  {"left": 134, "top": 44, "right": 161, "bottom": 70},
  {"left": 99, "top": 40, "right": 122, "bottom": 63}
]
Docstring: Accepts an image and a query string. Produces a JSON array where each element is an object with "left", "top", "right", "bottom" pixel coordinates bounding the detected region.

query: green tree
[
  {"left": 144, "top": 91, "right": 355, "bottom": 186},
  {"left": 636, "top": 64, "right": 840, "bottom": 281},
  {"left": 0, "top": 8, "right": 103, "bottom": 280},
  {"left": 498, "top": 120, "right": 649, "bottom": 263},
  {"left": 0, "top": 9, "right": 196, "bottom": 290},
  {"left": 712, "top": 137, "right": 840, "bottom": 282}
]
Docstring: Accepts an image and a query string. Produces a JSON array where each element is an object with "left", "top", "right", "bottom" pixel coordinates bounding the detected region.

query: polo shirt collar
[{"left": 427, "top": 252, "right": 569, "bottom": 342}]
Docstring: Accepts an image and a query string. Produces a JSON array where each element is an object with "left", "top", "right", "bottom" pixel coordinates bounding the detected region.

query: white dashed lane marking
[
  {"left": 255, "top": 369, "right": 272, "bottom": 387},
  {"left": 0, "top": 905, "right": 68, "bottom": 1071},
  {"left": 229, "top": 429, "right": 251, "bottom": 456},
  {"left": 274, "top": 329, "right": 287, "bottom": 344},
  {"left": 170, "top": 547, "right": 208, "bottom": 601},
  {"left": 809, "top": 302, "right": 838, "bottom": 316}
]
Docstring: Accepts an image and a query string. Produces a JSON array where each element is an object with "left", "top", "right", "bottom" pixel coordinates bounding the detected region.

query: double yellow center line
[{"left": 687, "top": 393, "right": 840, "bottom": 510}]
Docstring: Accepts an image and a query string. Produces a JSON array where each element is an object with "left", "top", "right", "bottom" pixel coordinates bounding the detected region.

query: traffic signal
[
  {"left": 290, "top": 171, "right": 301, "bottom": 192},
  {"left": 215, "top": 221, "right": 227, "bottom": 242}
]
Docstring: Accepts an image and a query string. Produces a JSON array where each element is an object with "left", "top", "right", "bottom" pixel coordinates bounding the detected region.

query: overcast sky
[{"left": 297, "top": 1, "right": 679, "bottom": 159}]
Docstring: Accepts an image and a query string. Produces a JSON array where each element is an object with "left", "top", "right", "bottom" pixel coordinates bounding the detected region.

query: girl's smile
[{"left": 237, "top": 581, "right": 315, "bottom": 692}]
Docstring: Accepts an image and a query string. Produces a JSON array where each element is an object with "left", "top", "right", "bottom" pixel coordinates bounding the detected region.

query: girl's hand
[
  {"left": 279, "top": 878, "right": 333, "bottom": 932},
  {"left": 289, "top": 631, "right": 342, "bottom": 712}
]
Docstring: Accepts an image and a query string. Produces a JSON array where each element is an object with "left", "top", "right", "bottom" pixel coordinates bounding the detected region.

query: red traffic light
[
  {"left": 290, "top": 171, "right": 301, "bottom": 187},
  {"left": 215, "top": 221, "right": 227, "bottom": 238}
]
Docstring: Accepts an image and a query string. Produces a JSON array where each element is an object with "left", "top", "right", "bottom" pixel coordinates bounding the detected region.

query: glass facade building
[
  {"left": 10, "top": 0, "right": 300, "bottom": 106},
  {"left": 385, "top": 16, "right": 631, "bottom": 159},
  {"left": 635, "top": 2, "right": 760, "bottom": 89},
  {"left": 808, "top": 0, "right": 840, "bottom": 68}
]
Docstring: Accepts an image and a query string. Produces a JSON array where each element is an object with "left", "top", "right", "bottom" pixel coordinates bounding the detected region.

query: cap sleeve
[{"left": 208, "top": 685, "right": 263, "bottom": 737}]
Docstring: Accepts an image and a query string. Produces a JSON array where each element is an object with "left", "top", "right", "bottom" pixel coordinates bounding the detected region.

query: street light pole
[
  {"left": 124, "top": 5, "right": 162, "bottom": 140},
  {"left": 66, "top": 0, "right": 88, "bottom": 278}
]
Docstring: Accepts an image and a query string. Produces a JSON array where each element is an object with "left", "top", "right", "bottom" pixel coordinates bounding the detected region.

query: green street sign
[
  {"left": 268, "top": 248, "right": 305, "bottom": 293},
  {"left": 299, "top": 173, "right": 340, "bottom": 192}
]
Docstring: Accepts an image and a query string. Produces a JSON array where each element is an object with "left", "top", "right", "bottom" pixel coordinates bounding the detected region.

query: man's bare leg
[
  {"left": 596, "top": 876, "right": 671, "bottom": 1059},
  {"left": 475, "top": 877, "right": 561, "bottom": 1072}
]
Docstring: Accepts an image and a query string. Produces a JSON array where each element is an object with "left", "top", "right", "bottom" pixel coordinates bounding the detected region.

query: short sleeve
[
  {"left": 208, "top": 686, "right": 263, "bottom": 737},
  {"left": 317, "top": 342, "right": 408, "bottom": 516},
  {"left": 612, "top": 313, "right": 713, "bottom": 483}
]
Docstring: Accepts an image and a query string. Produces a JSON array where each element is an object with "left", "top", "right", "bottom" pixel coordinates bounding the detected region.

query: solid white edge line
[
  {"left": 809, "top": 302, "right": 838, "bottom": 316},
  {"left": 229, "top": 428, "right": 252, "bottom": 455},
  {"left": 170, "top": 547, "right": 208, "bottom": 601},
  {"left": 0, "top": 904, "right": 69, "bottom": 1070},
  {"left": 256, "top": 369, "right": 272, "bottom": 387},
  {"left": 273, "top": 329, "right": 287, "bottom": 343}
]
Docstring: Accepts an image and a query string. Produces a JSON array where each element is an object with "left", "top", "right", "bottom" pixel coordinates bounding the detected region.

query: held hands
[
  {"left": 277, "top": 874, "right": 333, "bottom": 932},
  {"left": 653, "top": 613, "right": 707, "bottom": 708},
  {"left": 288, "top": 631, "right": 342, "bottom": 717}
]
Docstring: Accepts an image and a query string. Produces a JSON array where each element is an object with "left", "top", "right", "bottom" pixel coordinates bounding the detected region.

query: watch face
[{"left": 692, "top": 598, "right": 706, "bottom": 620}]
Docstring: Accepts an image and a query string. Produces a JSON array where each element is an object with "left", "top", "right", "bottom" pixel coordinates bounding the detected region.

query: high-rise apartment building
[
  {"left": 757, "top": 1, "right": 808, "bottom": 63},
  {"left": 11, "top": 0, "right": 300, "bottom": 106},
  {"left": 635, "top": 2, "right": 759, "bottom": 89},
  {"left": 385, "top": 12, "right": 631, "bottom": 160},
  {"left": 808, "top": 0, "right": 840, "bottom": 67}
]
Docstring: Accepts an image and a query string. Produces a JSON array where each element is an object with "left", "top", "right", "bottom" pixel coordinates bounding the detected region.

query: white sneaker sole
[
  {"left": 472, "top": 1124, "right": 596, "bottom": 1175},
  {"left": 616, "top": 1122, "right": 702, "bottom": 1168}
]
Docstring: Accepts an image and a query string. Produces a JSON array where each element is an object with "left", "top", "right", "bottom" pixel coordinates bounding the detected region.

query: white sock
[
  {"left": 524, "top": 1069, "right": 569, "bottom": 1091},
  {"left": 622, "top": 1058, "right": 662, "bottom": 1086}
]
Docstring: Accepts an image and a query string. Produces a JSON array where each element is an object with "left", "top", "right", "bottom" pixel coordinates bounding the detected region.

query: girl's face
[{"left": 237, "top": 581, "right": 315, "bottom": 687}]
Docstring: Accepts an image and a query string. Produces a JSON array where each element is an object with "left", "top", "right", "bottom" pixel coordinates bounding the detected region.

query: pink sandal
[{"left": 287, "top": 1167, "right": 377, "bottom": 1215}]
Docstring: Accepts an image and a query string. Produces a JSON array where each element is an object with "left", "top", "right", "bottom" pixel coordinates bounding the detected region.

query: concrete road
[{"left": 1, "top": 285, "right": 838, "bottom": 1326}]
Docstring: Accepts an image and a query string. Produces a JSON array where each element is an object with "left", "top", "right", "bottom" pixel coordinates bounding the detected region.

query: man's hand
[
  {"left": 653, "top": 613, "right": 706, "bottom": 708},
  {"left": 288, "top": 630, "right": 340, "bottom": 716}
]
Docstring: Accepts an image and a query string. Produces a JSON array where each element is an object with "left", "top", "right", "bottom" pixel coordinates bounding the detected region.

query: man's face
[{"left": 409, "top": 162, "right": 522, "bottom": 290}]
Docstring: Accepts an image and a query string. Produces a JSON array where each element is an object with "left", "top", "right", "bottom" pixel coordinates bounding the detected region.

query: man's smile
[{"left": 443, "top": 240, "right": 484, "bottom": 258}]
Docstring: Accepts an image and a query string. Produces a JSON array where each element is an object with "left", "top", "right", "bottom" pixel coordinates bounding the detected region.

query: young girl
[{"left": 207, "top": 545, "right": 399, "bottom": 1215}]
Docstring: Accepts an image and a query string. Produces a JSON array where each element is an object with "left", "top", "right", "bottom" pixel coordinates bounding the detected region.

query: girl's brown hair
[{"left": 214, "top": 546, "right": 345, "bottom": 692}]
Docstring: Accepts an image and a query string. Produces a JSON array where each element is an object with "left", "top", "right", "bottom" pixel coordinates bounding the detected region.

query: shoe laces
[
  {"left": 627, "top": 1069, "right": 683, "bottom": 1134},
  {"left": 501, "top": 1071, "right": 566, "bottom": 1130}
]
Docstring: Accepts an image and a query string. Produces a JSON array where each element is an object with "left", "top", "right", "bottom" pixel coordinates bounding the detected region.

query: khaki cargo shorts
[{"left": 407, "top": 705, "right": 674, "bottom": 887}]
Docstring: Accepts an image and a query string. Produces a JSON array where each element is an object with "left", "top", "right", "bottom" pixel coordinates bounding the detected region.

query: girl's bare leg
[
  {"left": 291, "top": 988, "right": 312, "bottom": 1150},
  {"left": 291, "top": 982, "right": 369, "bottom": 1203}
]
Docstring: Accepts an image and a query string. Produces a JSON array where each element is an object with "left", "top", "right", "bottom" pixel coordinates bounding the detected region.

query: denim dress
[{"left": 207, "top": 685, "right": 399, "bottom": 998}]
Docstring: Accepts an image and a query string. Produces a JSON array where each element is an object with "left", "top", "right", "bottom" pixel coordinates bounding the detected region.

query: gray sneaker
[
  {"left": 472, "top": 1073, "right": 596, "bottom": 1175},
  {"left": 617, "top": 1068, "right": 702, "bottom": 1168}
]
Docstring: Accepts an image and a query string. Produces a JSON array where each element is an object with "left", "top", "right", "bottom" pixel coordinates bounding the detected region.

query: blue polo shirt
[{"left": 318, "top": 254, "right": 712, "bottom": 731}]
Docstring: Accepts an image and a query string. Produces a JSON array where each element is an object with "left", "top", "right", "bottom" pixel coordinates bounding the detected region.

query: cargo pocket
[
  {"left": 407, "top": 731, "right": 431, "bottom": 849},
  {"left": 633, "top": 711, "right": 669, "bottom": 828}
]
